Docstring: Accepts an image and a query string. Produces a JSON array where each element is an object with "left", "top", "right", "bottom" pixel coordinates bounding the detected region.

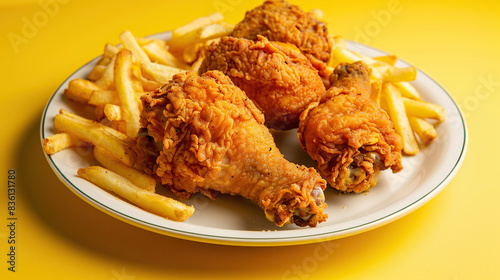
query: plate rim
[{"left": 40, "top": 34, "right": 468, "bottom": 246}]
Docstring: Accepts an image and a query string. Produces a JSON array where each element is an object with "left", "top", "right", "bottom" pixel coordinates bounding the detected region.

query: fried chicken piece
[
  {"left": 298, "top": 62, "right": 403, "bottom": 193},
  {"left": 200, "top": 35, "right": 325, "bottom": 130},
  {"left": 329, "top": 60, "right": 372, "bottom": 98},
  {"left": 231, "top": 0, "right": 333, "bottom": 82},
  {"left": 137, "top": 70, "right": 327, "bottom": 227}
]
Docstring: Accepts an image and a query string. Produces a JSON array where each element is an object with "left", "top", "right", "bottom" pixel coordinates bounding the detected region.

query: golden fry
[
  {"left": 104, "top": 104, "right": 122, "bottom": 121},
  {"left": 130, "top": 64, "right": 145, "bottom": 94},
  {"left": 370, "top": 79, "right": 382, "bottom": 106},
  {"left": 133, "top": 36, "right": 153, "bottom": 46},
  {"left": 182, "top": 43, "right": 202, "bottom": 64},
  {"left": 394, "top": 81, "right": 421, "bottom": 100},
  {"left": 382, "top": 83, "right": 419, "bottom": 155},
  {"left": 77, "top": 166, "right": 194, "bottom": 222},
  {"left": 141, "top": 62, "right": 186, "bottom": 84},
  {"left": 169, "top": 22, "right": 232, "bottom": 52},
  {"left": 103, "top": 43, "right": 120, "bottom": 60},
  {"left": 95, "top": 55, "right": 116, "bottom": 89},
  {"left": 109, "top": 120, "right": 127, "bottom": 134},
  {"left": 55, "top": 109, "right": 137, "bottom": 166},
  {"left": 332, "top": 35, "right": 346, "bottom": 49},
  {"left": 331, "top": 47, "right": 361, "bottom": 65},
  {"left": 409, "top": 117, "right": 437, "bottom": 144},
  {"left": 64, "top": 78, "right": 102, "bottom": 104},
  {"left": 373, "top": 54, "right": 398, "bottom": 66},
  {"left": 403, "top": 97, "right": 446, "bottom": 122},
  {"left": 93, "top": 146, "right": 156, "bottom": 192},
  {"left": 171, "top": 12, "right": 224, "bottom": 39},
  {"left": 119, "top": 30, "right": 151, "bottom": 64},
  {"left": 382, "top": 65, "right": 417, "bottom": 83},
  {"left": 88, "top": 65, "right": 106, "bottom": 81},
  {"left": 114, "top": 49, "right": 141, "bottom": 139},
  {"left": 141, "top": 41, "right": 189, "bottom": 69},
  {"left": 190, "top": 56, "right": 205, "bottom": 72},
  {"left": 88, "top": 90, "right": 120, "bottom": 106},
  {"left": 139, "top": 75, "right": 164, "bottom": 91},
  {"left": 42, "top": 132, "right": 82, "bottom": 155}
]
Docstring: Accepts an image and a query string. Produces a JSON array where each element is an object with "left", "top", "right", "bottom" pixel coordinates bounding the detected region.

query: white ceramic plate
[{"left": 41, "top": 32, "right": 467, "bottom": 246}]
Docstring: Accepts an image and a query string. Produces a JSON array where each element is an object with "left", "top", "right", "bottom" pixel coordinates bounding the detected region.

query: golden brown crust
[
  {"left": 298, "top": 62, "right": 403, "bottom": 193},
  {"left": 299, "top": 93, "right": 403, "bottom": 193},
  {"left": 231, "top": 0, "right": 333, "bottom": 73},
  {"left": 138, "top": 70, "right": 327, "bottom": 227},
  {"left": 200, "top": 36, "right": 325, "bottom": 130}
]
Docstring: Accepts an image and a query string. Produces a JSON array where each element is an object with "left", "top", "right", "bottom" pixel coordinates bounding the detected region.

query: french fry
[
  {"left": 333, "top": 42, "right": 416, "bottom": 83},
  {"left": 54, "top": 109, "right": 137, "bottom": 166},
  {"left": 141, "top": 62, "right": 186, "bottom": 84},
  {"left": 88, "top": 65, "right": 106, "bottom": 81},
  {"left": 356, "top": 52, "right": 416, "bottom": 82},
  {"left": 171, "top": 12, "right": 224, "bottom": 39},
  {"left": 130, "top": 64, "right": 145, "bottom": 94},
  {"left": 42, "top": 132, "right": 82, "bottom": 155},
  {"left": 190, "top": 56, "right": 205, "bottom": 72},
  {"left": 351, "top": 50, "right": 378, "bottom": 65},
  {"left": 182, "top": 43, "right": 202, "bottom": 64},
  {"left": 95, "top": 55, "right": 116, "bottom": 89},
  {"left": 94, "top": 105, "right": 105, "bottom": 121},
  {"left": 333, "top": 35, "right": 346, "bottom": 49},
  {"left": 375, "top": 65, "right": 417, "bottom": 83},
  {"left": 93, "top": 146, "right": 156, "bottom": 192},
  {"left": 60, "top": 107, "right": 133, "bottom": 143},
  {"left": 96, "top": 57, "right": 111, "bottom": 67},
  {"left": 64, "top": 78, "right": 102, "bottom": 104},
  {"left": 77, "top": 166, "right": 194, "bottom": 222},
  {"left": 370, "top": 79, "right": 382, "bottom": 106},
  {"left": 93, "top": 43, "right": 121, "bottom": 72},
  {"left": 331, "top": 47, "right": 361, "bottom": 65},
  {"left": 88, "top": 90, "right": 120, "bottom": 106},
  {"left": 382, "top": 83, "right": 419, "bottom": 155},
  {"left": 402, "top": 97, "right": 446, "bottom": 122},
  {"left": 394, "top": 81, "right": 421, "bottom": 100},
  {"left": 104, "top": 104, "right": 122, "bottom": 121},
  {"left": 114, "top": 49, "right": 141, "bottom": 139},
  {"left": 100, "top": 118, "right": 127, "bottom": 135},
  {"left": 409, "top": 117, "right": 437, "bottom": 144},
  {"left": 133, "top": 36, "right": 153, "bottom": 46},
  {"left": 108, "top": 120, "right": 127, "bottom": 134},
  {"left": 103, "top": 43, "right": 120, "bottom": 60},
  {"left": 139, "top": 76, "right": 164, "bottom": 91},
  {"left": 119, "top": 30, "right": 151, "bottom": 64},
  {"left": 169, "top": 22, "right": 233, "bottom": 52},
  {"left": 133, "top": 36, "right": 167, "bottom": 49},
  {"left": 373, "top": 54, "right": 398, "bottom": 66},
  {"left": 141, "top": 41, "right": 189, "bottom": 69}
]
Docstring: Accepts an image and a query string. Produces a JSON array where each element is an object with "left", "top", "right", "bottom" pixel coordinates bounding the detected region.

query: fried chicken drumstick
[
  {"left": 200, "top": 35, "right": 325, "bottom": 130},
  {"left": 231, "top": 0, "right": 333, "bottom": 81},
  {"left": 137, "top": 71, "right": 327, "bottom": 227},
  {"left": 298, "top": 62, "right": 403, "bottom": 193}
]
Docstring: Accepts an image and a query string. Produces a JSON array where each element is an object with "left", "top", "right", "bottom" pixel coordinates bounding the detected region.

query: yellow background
[{"left": 1, "top": 0, "right": 499, "bottom": 279}]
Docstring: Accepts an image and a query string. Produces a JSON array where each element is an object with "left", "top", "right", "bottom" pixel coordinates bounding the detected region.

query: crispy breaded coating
[
  {"left": 200, "top": 35, "right": 325, "bottom": 130},
  {"left": 231, "top": 0, "right": 333, "bottom": 77},
  {"left": 137, "top": 71, "right": 327, "bottom": 227},
  {"left": 298, "top": 62, "right": 403, "bottom": 193}
]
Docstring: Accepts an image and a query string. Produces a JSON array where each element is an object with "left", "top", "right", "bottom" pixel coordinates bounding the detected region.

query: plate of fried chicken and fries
[{"left": 41, "top": 0, "right": 467, "bottom": 246}]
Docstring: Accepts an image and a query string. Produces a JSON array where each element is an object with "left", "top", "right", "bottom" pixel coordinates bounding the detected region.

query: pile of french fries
[
  {"left": 43, "top": 9, "right": 446, "bottom": 222},
  {"left": 43, "top": 13, "right": 234, "bottom": 222},
  {"left": 329, "top": 36, "right": 446, "bottom": 155}
]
